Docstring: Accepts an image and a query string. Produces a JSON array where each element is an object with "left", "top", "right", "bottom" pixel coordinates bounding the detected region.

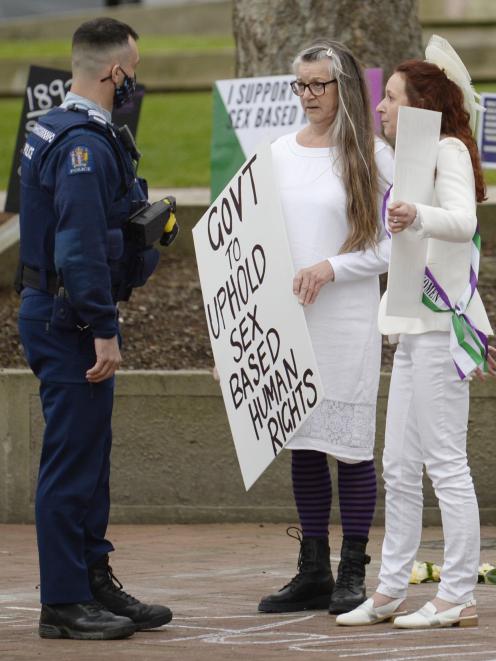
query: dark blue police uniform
[{"left": 18, "top": 103, "right": 158, "bottom": 605}]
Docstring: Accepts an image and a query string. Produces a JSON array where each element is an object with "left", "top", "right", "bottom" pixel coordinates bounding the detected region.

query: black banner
[{"left": 5, "top": 65, "right": 145, "bottom": 213}]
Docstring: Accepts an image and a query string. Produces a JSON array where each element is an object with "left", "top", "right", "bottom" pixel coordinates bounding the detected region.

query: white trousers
[{"left": 377, "top": 332, "right": 480, "bottom": 604}]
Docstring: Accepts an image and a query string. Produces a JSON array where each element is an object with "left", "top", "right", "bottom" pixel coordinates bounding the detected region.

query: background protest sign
[
  {"left": 5, "top": 65, "right": 145, "bottom": 213},
  {"left": 211, "top": 69, "right": 383, "bottom": 200},
  {"left": 477, "top": 92, "right": 496, "bottom": 169},
  {"left": 193, "top": 144, "right": 323, "bottom": 490},
  {"left": 386, "top": 106, "right": 441, "bottom": 317},
  {"left": 5, "top": 66, "right": 71, "bottom": 213}
]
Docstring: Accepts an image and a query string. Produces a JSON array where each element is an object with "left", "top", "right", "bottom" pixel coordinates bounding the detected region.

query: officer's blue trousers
[{"left": 18, "top": 289, "right": 115, "bottom": 604}]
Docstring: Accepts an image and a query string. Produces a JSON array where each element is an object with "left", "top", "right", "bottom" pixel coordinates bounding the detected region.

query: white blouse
[{"left": 378, "top": 137, "right": 492, "bottom": 337}]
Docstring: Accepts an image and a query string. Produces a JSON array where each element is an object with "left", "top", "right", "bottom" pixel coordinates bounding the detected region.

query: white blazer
[{"left": 378, "top": 137, "right": 493, "bottom": 337}]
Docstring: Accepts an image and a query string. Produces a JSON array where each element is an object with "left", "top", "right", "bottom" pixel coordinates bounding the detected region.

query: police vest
[{"left": 19, "top": 106, "right": 152, "bottom": 300}]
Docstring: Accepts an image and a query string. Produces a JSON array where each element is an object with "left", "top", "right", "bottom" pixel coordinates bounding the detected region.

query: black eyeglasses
[{"left": 290, "top": 79, "right": 337, "bottom": 96}]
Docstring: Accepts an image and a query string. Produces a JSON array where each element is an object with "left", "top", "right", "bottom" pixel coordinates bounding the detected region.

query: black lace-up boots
[
  {"left": 89, "top": 554, "right": 172, "bottom": 630},
  {"left": 328, "top": 537, "right": 371, "bottom": 614},
  {"left": 39, "top": 600, "right": 136, "bottom": 640},
  {"left": 258, "top": 528, "right": 334, "bottom": 612}
]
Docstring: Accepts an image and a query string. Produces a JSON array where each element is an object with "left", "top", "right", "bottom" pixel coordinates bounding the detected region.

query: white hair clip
[
  {"left": 425, "top": 34, "right": 484, "bottom": 133},
  {"left": 326, "top": 48, "right": 333, "bottom": 57}
]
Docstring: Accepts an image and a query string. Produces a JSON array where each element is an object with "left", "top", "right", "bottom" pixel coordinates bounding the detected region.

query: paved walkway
[{"left": 1, "top": 524, "right": 496, "bottom": 660}]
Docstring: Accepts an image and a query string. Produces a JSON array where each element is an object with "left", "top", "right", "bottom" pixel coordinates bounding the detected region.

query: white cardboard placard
[
  {"left": 386, "top": 106, "right": 441, "bottom": 317},
  {"left": 193, "top": 144, "right": 324, "bottom": 490}
]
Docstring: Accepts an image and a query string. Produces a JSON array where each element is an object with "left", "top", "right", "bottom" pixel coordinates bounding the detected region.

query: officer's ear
[{"left": 110, "top": 64, "right": 122, "bottom": 84}]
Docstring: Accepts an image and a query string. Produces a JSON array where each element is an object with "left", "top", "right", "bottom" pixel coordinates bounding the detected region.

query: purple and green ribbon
[{"left": 382, "top": 186, "right": 488, "bottom": 380}]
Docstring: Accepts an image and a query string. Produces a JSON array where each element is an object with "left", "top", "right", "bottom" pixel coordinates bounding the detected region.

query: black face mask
[{"left": 101, "top": 65, "right": 136, "bottom": 109}]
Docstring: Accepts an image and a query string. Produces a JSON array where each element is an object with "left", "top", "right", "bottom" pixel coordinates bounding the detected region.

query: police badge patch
[{"left": 68, "top": 146, "right": 93, "bottom": 175}]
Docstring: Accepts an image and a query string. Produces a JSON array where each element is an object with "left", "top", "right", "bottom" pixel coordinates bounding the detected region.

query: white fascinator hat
[{"left": 424, "top": 34, "right": 484, "bottom": 134}]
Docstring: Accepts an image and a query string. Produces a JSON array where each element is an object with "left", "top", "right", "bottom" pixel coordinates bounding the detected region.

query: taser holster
[{"left": 126, "top": 196, "right": 178, "bottom": 249}]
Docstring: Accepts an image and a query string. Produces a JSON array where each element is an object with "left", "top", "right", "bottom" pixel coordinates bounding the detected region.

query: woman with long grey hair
[{"left": 257, "top": 40, "right": 393, "bottom": 615}]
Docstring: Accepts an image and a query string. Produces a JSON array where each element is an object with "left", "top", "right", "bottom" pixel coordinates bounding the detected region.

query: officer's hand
[{"left": 86, "top": 336, "right": 122, "bottom": 383}]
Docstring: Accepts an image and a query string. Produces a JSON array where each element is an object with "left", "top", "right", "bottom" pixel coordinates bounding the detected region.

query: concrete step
[
  {"left": 419, "top": 0, "right": 496, "bottom": 23},
  {"left": 1, "top": 368, "right": 495, "bottom": 524},
  {"left": 0, "top": 1, "right": 232, "bottom": 40},
  {"left": 421, "top": 25, "right": 496, "bottom": 82}
]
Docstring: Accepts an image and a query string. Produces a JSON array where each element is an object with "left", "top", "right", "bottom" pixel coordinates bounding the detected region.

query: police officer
[{"left": 17, "top": 17, "right": 172, "bottom": 640}]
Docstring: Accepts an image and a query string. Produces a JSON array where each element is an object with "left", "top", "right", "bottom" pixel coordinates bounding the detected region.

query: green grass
[
  {"left": 0, "top": 92, "right": 212, "bottom": 189},
  {"left": 137, "top": 92, "right": 212, "bottom": 187},
  {"left": 0, "top": 34, "right": 233, "bottom": 59},
  {"left": 485, "top": 170, "right": 496, "bottom": 185},
  {"left": 0, "top": 98, "right": 23, "bottom": 188}
]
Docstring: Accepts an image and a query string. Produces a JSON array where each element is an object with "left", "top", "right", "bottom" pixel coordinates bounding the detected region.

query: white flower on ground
[
  {"left": 409, "top": 561, "right": 429, "bottom": 584},
  {"left": 409, "top": 560, "right": 441, "bottom": 584},
  {"left": 478, "top": 563, "right": 495, "bottom": 576},
  {"left": 430, "top": 563, "right": 441, "bottom": 581},
  {"left": 478, "top": 563, "right": 496, "bottom": 584}
]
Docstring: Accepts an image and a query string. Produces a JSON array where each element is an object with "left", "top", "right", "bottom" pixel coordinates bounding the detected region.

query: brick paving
[{"left": 1, "top": 523, "right": 496, "bottom": 660}]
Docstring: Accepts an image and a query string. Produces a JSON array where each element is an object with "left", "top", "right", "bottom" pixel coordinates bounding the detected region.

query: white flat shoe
[
  {"left": 336, "top": 597, "right": 407, "bottom": 626},
  {"left": 394, "top": 599, "right": 478, "bottom": 629}
]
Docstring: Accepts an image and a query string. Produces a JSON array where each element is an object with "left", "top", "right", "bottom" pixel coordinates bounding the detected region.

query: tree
[{"left": 233, "top": 0, "right": 423, "bottom": 80}]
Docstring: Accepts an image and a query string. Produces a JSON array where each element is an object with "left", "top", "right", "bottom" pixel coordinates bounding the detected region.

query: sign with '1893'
[{"left": 5, "top": 66, "right": 72, "bottom": 213}]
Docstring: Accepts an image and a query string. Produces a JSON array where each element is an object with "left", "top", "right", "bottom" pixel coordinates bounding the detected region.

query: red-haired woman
[{"left": 337, "top": 36, "right": 494, "bottom": 629}]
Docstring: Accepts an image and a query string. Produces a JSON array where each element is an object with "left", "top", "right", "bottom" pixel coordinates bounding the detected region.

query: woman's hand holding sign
[
  {"left": 472, "top": 345, "right": 496, "bottom": 381},
  {"left": 293, "top": 260, "right": 334, "bottom": 306},
  {"left": 387, "top": 200, "right": 417, "bottom": 233}
]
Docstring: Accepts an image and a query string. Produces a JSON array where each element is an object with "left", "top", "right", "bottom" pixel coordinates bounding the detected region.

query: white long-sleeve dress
[{"left": 271, "top": 132, "right": 394, "bottom": 462}]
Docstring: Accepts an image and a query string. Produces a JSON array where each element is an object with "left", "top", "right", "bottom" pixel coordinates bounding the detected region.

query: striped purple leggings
[{"left": 291, "top": 449, "right": 376, "bottom": 541}]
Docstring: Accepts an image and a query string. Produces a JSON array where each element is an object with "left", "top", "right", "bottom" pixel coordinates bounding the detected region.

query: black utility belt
[
  {"left": 19, "top": 265, "right": 119, "bottom": 332},
  {"left": 20, "top": 265, "right": 59, "bottom": 295}
]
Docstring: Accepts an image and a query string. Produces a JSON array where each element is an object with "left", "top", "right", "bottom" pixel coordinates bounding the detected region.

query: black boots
[
  {"left": 40, "top": 555, "right": 173, "bottom": 639},
  {"left": 89, "top": 554, "right": 173, "bottom": 630},
  {"left": 258, "top": 528, "right": 334, "bottom": 612},
  {"left": 328, "top": 537, "right": 371, "bottom": 614},
  {"left": 39, "top": 601, "right": 136, "bottom": 640}
]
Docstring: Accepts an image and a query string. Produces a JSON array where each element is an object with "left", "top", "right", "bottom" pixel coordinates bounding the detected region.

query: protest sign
[
  {"left": 366, "top": 68, "right": 384, "bottom": 134},
  {"left": 477, "top": 92, "right": 496, "bottom": 169},
  {"left": 193, "top": 144, "right": 323, "bottom": 490},
  {"left": 5, "top": 66, "right": 71, "bottom": 213},
  {"left": 386, "top": 106, "right": 441, "bottom": 318},
  {"left": 211, "top": 69, "right": 383, "bottom": 200}
]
